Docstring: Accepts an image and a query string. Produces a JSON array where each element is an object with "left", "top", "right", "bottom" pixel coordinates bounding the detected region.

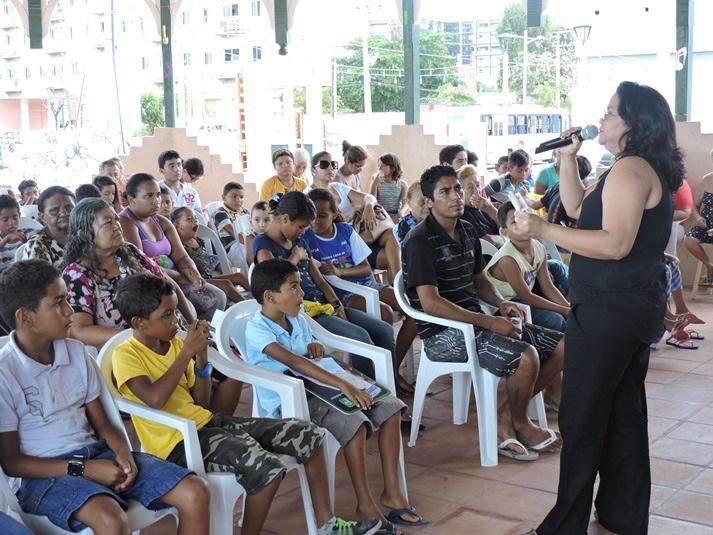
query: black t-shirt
[
  {"left": 462, "top": 205, "right": 499, "bottom": 238},
  {"left": 401, "top": 213, "right": 484, "bottom": 338}
]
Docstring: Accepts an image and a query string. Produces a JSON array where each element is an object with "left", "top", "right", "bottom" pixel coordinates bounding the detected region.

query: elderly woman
[
  {"left": 63, "top": 198, "right": 196, "bottom": 348},
  {"left": 21, "top": 186, "right": 75, "bottom": 267},
  {"left": 119, "top": 173, "right": 226, "bottom": 321},
  {"left": 293, "top": 147, "right": 311, "bottom": 183},
  {"left": 518, "top": 82, "right": 684, "bottom": 535},
  {"left": 310, "top": 150, "right": 401, "bottom": 283}
]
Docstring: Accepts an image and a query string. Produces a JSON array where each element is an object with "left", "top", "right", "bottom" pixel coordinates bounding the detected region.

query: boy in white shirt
[{"left": 158, "top": 149, "right": 204, "bottom": 214}]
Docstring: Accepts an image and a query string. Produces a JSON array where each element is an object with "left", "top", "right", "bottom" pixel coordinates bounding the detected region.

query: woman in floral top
[
  {"left": 21, "top": 186, "right": 75, "bottom": 267},
  {"left": 62, "top": 198, "right": 196, "bottom": 348}
]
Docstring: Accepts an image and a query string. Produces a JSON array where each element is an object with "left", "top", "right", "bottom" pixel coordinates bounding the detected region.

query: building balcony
[
  {"left": 1, "top": 48, "right": 21, "bottom": 60},
  {"left": 0, "top": 18, "right": 19, "bottom": 30},
  {"left": 218, "top": 16, "right": 244, "bottom": 36}
]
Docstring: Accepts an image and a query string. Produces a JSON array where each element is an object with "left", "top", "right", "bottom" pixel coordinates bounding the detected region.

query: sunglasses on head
[{"left": 315, "top": 160, "right": 338, "bottom": 170}]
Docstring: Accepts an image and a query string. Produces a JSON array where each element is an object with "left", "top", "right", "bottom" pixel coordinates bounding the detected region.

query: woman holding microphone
[{"left": 516, "top": 81, "right": 684, "bottom": 535}]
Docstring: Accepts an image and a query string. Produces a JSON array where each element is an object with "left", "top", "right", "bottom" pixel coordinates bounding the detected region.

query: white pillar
[{"left": 20, "top": 99, "right": 30, "bottom": 130}]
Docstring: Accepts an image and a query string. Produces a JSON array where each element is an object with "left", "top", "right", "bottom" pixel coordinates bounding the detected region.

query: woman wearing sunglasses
[{"left": 309, "top": 151, "right": 402, "bottom": 284}]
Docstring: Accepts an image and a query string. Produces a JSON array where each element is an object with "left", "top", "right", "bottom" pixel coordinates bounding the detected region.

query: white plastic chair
[
  {"left": 233, "top": 213, "right": 252, "bottom": 238},
  {"left": 97, "top": 331, "right": 243, "bottom": 535},
  {"left": 205, "top": 201, "right": 223, "bottom": 221},
  {"left": 541, "top": 238, "right": 563, "bottom": 263},
  {"left": 19, "top": 217, "right": 42, "bottom": 232},
  {"left": 0, "top": 336, "right": 178, "bottom": 535},
  {"left": 393, "top": 271, "right": 546, "bottom": 467},
  {"left": 480, "top": 238, "right": 498, "bottom": 258},
  {"left": 97, "top": 329, "right": 320, "bottom": 535},
  {"left": 212, "top": 300, "right": 409, "bottom": 508},
  {"left": 194, "top": 209, "right": 207, "bottom": 227},
  {"left": 196, "top": 224, "right": 232, "bottom": 276},
  {"left": 14, "top": 242, "right": 29, "bottom": 262},
  {"left": 19, "top": 204, "right": 39, "bottom": 220}
]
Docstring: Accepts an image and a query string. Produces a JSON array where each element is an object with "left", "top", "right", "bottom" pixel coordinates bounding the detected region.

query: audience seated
[
  {"left": 213, "top": 181, "right": 250, "bottom": 269},
  {"left": 337, "top": 141, "right": 368, "bottom": 191},
  {"left": 259, "top": 149, "right": 308, "bottom": 201},
  {"left": 369, "top": 153, "right": 408, "bottom": 222},
  {"left": 245, "top": 200, "right": 272, "bottom": 266},
  {"left": 438, "top": 144, "right": 468, "bottom": 171},
  {"left": 92, "top": 174, "right": 121, "bottom": 213},
  {"left": 484, "top": 149, "right": 530, "bottom": 198},
  {"left": 293, "top": 148, "right": 311, "bottom": 183},
  {"left": 246, "top": 259, "right": 426, "bottom": 530},
  {"left": 74, "top": 183, "right": 101, "bottom": 202},
  {"left": 119, "top": 173, "right": 226, "bottom": 321},
  {"left": 684, "top": 170, "right": 713, "bottom": 285},
  {"left": 181, "top": 157, "right": 204, "bottom": 185},
  {"left": 393, "top": 181, "right": 428, "bottom": 247},
  {"left": 402, "top": 165, "right": 564, "bottom": 461},
  {"left": 158, "top": 184, "right": 174, "bottom": 218},
  {"left": 62, "top": 197, "right": 195, "bottom": 348},
  {"left": 99, "top": 157, "right": 127, "bottom": 200},
  {"left": 534, "top": 149, "right": 561, "bottom": 195},
  {"left": 17, "top": 179, "right": 39, "bottom": 206},
  {"left": 112, "top": 273, "right": 378, "bottom": 535},
  {"left": 20, "top": 186, "right": 75, "bottom": 267},
  {"left": 0, "top": 261, "right": 210, "bottom": 535},
  {"left": 0, "top": 195, "right": 30, "bottom": 269},
  {"left": 495, "top": 155, "right": 509, "bottom": 176},
  {"left": 457, "top": 165, "right": 503, "bottom": 247},
  {"left": 157, "top": 150, "right": 204, "bottom": 216}
]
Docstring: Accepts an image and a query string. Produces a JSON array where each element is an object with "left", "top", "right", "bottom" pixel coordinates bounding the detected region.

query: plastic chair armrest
[{"left": 324, "top": 275, "right": 380, "bottom": 318}]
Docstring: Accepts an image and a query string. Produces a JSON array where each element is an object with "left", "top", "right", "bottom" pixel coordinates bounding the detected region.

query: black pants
[{"left": 537, "top": 293, "right": 665, "bottom": 535}]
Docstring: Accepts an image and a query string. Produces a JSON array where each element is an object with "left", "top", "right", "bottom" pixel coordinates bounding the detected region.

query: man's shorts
[
  {"left": 18, "top": 440, "right": 191, "bottom": 533},
  {"left": 422, "top": 322, "right": 563, "bottom": 377},
  {"left": 308, "top": 394, "right": 406, "bottom": 447}
]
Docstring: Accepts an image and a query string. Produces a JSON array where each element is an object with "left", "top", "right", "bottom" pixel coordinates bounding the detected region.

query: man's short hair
[
  {"left": 271, "top": 149, "right": 294, "bottom": 166},
  {"left": 158, "top": 150, "right": 181, "bottom": 170},
  {"left": 251, "top": 258, "right": 299, "bottom": 305},
  {"left": 115, "top": 273, "right": 175, "bottom": 324},
  {"left": 496, "top": 155, "right": 509, "bottom": 168},
  {"left": 99, "top": 159, "right": 119, "bottom": 173},
  {"left": 497, "top": 200, "right": 515, "bottom": 229},
  {"left": 18, "top": 179, "right": 38, "bottom": 195},
  {"left": 38, "top": 186, "right": 75, "bottom": 213},
  {"left": 183, "top": 157, "right": 204, "bottom": 178},
  {"left": 0, "top": 260, "right": 60, "bottom": 329},
  {"left": 223, "top": 182, "right": 244, "bottom": 196},
  {"left": 419, "top": 165, "right": 458, "bottom": 201},
  {"left": 0, "top": 194, "right": 20, "bottom": 213},
  {"left": 438, "top": 144, "right": 466, "bottom": 166},
  {"left": 74, "top": 184, "right": 101, "bottom": 202},
  {"left": 508, "top": 149, "right": 529, "bottom": 168}
]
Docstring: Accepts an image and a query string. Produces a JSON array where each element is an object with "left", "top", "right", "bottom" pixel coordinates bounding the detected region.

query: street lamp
[
  {"left": 573, "top": 25, "right": 592, "bottom": 46},
  {"left": 498, "top": 30, "right": 544, "bottom": 103}
]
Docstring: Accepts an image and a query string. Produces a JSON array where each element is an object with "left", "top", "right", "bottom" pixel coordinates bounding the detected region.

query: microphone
[{"left": 534, "top": 125, "right": 599, "bottom": 154}]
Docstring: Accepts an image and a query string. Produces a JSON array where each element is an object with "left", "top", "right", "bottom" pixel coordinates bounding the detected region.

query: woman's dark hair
[
  {"left": 0, "top": 260, "right": 60, "bottom": 329},
  {"left": 183, "top": 157, "right": 204, "bottom": 178},
  {"left": 268, "top": 191, "right": 316, "bottom": 221},
  {"left": 251, "top": 200, "right": 270, "bottom": 214},
  {"left": 92, "top": 175, "right": 118, "bottom": 202},
  {"left": 438, "top": 144, "right": 465, "bottom": 165},
  {"left": 170, "top": 206, "right": 192, "bottom": 224},
  {"left": 419, "top": 165, "right": 458, "bottom": 201},
  {"left": 251, "top": 258, "right": 299, "bottom": 305},
  {"left": 378, "top": 153, "right": 402, "bottom": 179},
  {"left": 576, "top": 155, "right": 592, "bottom": 181},
  {"left": 74, "top": 184, "right": 101, "bottom": 202},
  {"left": 311, "top": 151, "right": 331, "bottom": 168},
  {"left": 125, "top": 173, "right": 156, "bottom": 199},
  {"left": 308, "top": 188, "right": 338, "bottom": 214},
  {"left": 63, "top": 198, "right": 141, "bottom": 276},
  {"left": 341, "top": 141, "right": 367, "bottom": 164},
  {"left": 38, "top": 186, "right": 75, "bottom": 213},
  {"left": 116, "top": 273, "right": 175, "bottom": 323},
  {"left": 615, "top": 81, "right": 685, "bottom": 191}
]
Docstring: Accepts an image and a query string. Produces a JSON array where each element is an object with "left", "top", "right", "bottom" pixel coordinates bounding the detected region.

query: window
[
  {"left": 39, "top": 66, "right": 44, "bottom": 77},
  {"left": 71, "top": 62, "right": 78, "bottom": 75},
  {"left": 203, "top": 8, "right": 208, "bottom": 22},
  {"left": 121, "top": 20, "right": 127, "bottom": 32},
  {"left": 25, "top": 67, "right": 31, "bottom": 78},
  {"left": 52, "top": 64, "right": 62, "bottom": 75},
  {"left": 139, "top": 17, "right": 144, "bottom": 31},
  {"left": 8, "top": 69, "right": 13, "bottom": 79},
  {"left": 5, "top": 34, "right": 10, "bottom": 46},
  {"left": 99, "top": 21, "right": 105, "bottom": 33},
  {"left": 3, "top": 4, "right": 9, "bottom": 14},
  {"left": 181, "top": 11, "right": 189, "bottom": 24},
  {"left": 142, "top": 57, "right": 149, "bottom": 69},
  {"left": 204, "top": 52, "right": 213, "bottom": 64},
  {"left": 223, "top": 4, "right": 238, "bottom": 17},
  {"left": 224, "top": 48, "right": 239, "bottom": 62},
  {"left": 252, "top": 46, "right": 261, "bottom": 61},
  {"left": 251, "top": 0, "right": 261, "bottom": 16},
  {"left": 183, "top": 52, "right": 191, "bottom": 66}
]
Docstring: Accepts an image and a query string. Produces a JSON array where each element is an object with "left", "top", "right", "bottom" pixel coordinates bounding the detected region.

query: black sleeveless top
[{"left": 569, "top": 162, "right": 672, "bottom": 304}]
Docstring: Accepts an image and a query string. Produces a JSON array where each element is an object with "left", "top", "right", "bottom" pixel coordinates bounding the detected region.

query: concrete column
[{"left": 20, "top": 98, "right": 30, "bottom": 130}]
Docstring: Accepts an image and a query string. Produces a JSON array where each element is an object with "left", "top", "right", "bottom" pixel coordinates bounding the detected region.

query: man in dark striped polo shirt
[{"left": 402, "top": 165, "right": 565, "bottom": 461}]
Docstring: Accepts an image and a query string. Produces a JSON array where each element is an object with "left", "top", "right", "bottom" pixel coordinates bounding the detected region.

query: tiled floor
[{"left": 149, "top": 292, "right": 713, "bottom": 534}]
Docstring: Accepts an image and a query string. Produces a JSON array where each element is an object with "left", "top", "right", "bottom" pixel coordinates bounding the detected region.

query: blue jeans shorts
[
  {"left": 334, "top": 277, "right": 388, "bottom": 305},
  {"left": 17, "top": 440, "right": 192, "bottom": 533}
]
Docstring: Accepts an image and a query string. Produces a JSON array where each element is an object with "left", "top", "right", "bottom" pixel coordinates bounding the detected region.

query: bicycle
[{"left": 64, "top": 141, "right": 97, "bottom": 168}]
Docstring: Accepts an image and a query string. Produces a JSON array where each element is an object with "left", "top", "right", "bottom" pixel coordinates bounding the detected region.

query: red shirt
[{"left": 674, "top": 180, "right": 693, "bottom": 211}]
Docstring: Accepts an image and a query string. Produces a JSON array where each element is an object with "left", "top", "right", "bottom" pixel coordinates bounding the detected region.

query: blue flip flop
[{"left": 384, "top": 507, "right": 429, "bottom": 527}]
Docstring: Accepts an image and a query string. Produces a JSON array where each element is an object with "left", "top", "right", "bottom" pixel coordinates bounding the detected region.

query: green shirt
[{"left": 536, "top": 164, "right": 559, "bottom": 190}]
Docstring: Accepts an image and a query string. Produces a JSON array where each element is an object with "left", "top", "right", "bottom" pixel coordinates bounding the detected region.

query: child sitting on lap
[
  {"left": 0, "top": 260, "right": 210, "bottom": 534},
  {"left": 246, "top": 258, "right": 427, "bottom": 532},
  {"left": 112, "top": 272, "right": 379, "bottom": 535}
]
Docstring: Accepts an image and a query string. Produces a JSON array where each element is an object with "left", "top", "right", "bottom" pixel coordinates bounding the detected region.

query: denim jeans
[
  {"left": 0, "top": 512, "right": 32, "bottom": 535},
  {"left": 547, "top": 259, "right": 569, "bottom": 296},
  {"left": 314, "top": 307, "right": 399, "bottom": 395}
]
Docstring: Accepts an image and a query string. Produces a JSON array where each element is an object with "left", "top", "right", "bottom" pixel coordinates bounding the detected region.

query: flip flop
[
  {"left": 375, "top": 521, "right": 398, "bottom": 534},
  {"left": 685, "top": 328, "right": 705, "bottom": 340},
  {"left": 383, "top": 507, "right": 429, "bottom": 527},
  {"left": 498, "top": 438, "right": 539, "bottom": 461},
  {"left": 528, "top": 428, "right": 561, "bottom": 452},
  {"left": 666, "top": 335, "right": 698, "bottom": 350}
]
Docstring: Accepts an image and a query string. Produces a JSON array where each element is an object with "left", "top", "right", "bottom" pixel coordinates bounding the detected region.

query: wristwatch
[
  {"left": 67, "top": 455, "right": 85, "bottom": 477},
  {"left": 194, "top": 361, "right": 213, "bottom": 378},
  {"left": 331, "top": 300, "right": 343, "bottom": 310}
]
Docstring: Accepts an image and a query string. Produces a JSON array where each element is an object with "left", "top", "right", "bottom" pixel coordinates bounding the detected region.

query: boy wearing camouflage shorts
[{"left": 112, "top": 273, "right": 380, "bottom": 535}]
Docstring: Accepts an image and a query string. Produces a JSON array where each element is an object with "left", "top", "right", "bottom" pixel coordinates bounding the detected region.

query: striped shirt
[
  {"left": 402, "top": 213, "right": 484, "bottom": 338},
  {"left": 376, "top": 180, "right": 403, "bottom": 216}
]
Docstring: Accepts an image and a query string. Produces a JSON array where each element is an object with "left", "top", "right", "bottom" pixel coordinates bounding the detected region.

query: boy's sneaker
[{"left": 323, "top": 517, "right": 381, "bottom": 535}]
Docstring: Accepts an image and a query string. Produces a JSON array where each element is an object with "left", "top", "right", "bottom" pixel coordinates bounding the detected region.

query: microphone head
[{"left": 581, "top": 124, "right": 599, "bottom": 140}]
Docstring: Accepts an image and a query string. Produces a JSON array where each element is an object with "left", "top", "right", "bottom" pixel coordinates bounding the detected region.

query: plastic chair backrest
[
  {"left": 205, "top": 201, "right": 222, "bottom": 220},
  {"left": 479, "top": 238, "right": 498, "bottom": 258},
  {"left": 20, "top": 204, "right": 38, "bottom": 220},
  {"left": 19, "top": 217, "right": 42, "bottom": 232},
  {"left": 234, "top": 214, "right": 252, "bottom": 237},
  {"left": 196, "top": 224, "right": 231, "bottom": 276},
  {"left": 14, "top": 242, "right": 28, "bottom": 262}
]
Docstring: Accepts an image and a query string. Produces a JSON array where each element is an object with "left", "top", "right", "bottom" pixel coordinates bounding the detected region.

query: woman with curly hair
[
  {"left": 62, "top": 198, "right": 196, "bottom": 348},
  {"left": 517, "top": 82, "right": 685, "bottom": 534}
]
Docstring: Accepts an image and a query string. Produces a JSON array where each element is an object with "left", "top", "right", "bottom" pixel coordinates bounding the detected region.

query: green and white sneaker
[{"left": 322, "top": 517, "right": 381, "bottom": 535}]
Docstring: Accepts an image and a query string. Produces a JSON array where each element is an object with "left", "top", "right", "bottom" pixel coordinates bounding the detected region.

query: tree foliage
[
  {"left": 140, "top": 92, "right": 164, "bottom": 136},
  {"left": 497, "top": 3, "right": 577, "bottom": 107},
  {"left": 336, "top": 30, "right": 471, "bottom": 113}
]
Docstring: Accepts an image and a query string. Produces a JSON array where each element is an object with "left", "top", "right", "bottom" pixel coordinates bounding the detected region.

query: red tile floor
[{"left": 146, "top": 292, "right": 713, "bottom": 534}]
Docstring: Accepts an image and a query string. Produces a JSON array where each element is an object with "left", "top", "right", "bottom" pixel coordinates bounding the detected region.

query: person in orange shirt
[{"left": 259, "top": 149, "right": 308, "bottom": 201}]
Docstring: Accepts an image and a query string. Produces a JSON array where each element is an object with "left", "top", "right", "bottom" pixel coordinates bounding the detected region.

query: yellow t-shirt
[
  {"left": 259, "top": 175, "right": 308, "bottom": 201},
  {"left": 112, "top": 336, "right": 213, "bottom": 459}
]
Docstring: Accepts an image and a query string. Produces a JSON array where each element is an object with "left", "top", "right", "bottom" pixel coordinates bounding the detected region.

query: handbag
[{"left": 352, "top": 204, "right": 394, "bottom": 245}]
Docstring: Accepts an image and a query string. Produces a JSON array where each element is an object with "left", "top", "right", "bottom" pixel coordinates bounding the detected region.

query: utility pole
[
  {"left": 522, "top": 28, "right": 528, "bottom": 103},
  {"left": 403, "top": 0, "right": 420, "bottom": 124},
  {"left": 331, "top": 57, "right": 337, "bottom": 118},
  {"left": 362, "top": 22, "right": 372, "bottom": 113},
  {"left": 675, "top": 0, "right": 693, "bottom": 121},
  {"left": 555, "top": 33, "right": 561, "bottom": 107},
  {"left": 160, "top": 0, "right": 175, "bottom": 127}
]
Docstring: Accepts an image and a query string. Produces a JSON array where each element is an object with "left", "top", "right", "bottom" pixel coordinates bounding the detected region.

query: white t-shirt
[
  {"left": 0, "top": 334, "right": 100, "bottom": 459},
  {"left": 159, "top": 180, "right": 203, "bottom": 212}
]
